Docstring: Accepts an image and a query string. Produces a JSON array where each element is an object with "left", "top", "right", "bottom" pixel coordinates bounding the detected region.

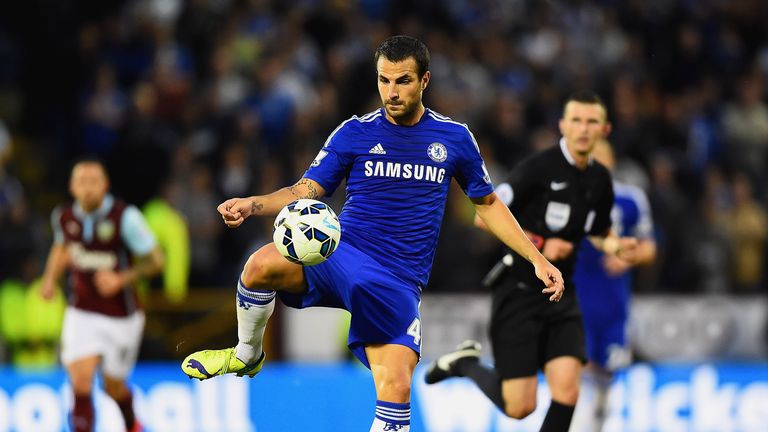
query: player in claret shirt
[
  {"left": 42, "top": 157, "right": 163, "bottom": 432},
  {"left": 181, "top": 35, "right": 563, "bottom": 432}
]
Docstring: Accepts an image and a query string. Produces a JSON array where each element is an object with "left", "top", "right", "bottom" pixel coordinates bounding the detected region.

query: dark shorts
[
  {"left": 489, "top": 278, "right": 586, "bottom": 379},
  {"left": 278, "top": 241, "right": 422, "bottom": 369}
]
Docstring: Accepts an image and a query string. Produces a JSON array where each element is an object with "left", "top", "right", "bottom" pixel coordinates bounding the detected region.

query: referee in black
[{"left": 426, "top": 91, "right": 639, "bottom": 432}]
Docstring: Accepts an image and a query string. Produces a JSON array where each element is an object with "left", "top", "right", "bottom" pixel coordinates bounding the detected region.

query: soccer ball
[{"left": 273, "top": 199, "right": 341, "bottom": 265}]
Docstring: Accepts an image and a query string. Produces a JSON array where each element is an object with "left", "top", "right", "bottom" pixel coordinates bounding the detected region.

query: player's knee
[
  {"left": 241, "top": 255, "right": 277, "bottom": 288},
  {"left": 103, "top": 379, "right": 127, "bottom": 400},
  {"left": 503, "top": 400, "right": 536, "bottom": 420},
  {"left": 69, "top": 375, "right": 93, "bottom": 394},
  {"left": 381, "top": 379, "right": 411, "bottom": 401},
  {"left": 376, "top": 371, "right": 411, "bottom": 402},
  {"left": 551, "top": 387, "right": 580, "bottom": 405}
]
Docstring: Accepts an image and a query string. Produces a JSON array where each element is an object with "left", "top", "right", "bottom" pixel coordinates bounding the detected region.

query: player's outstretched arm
[
  {"left": 41, "top": 243, "right": 69, "bottom": 300},
  {"left": 633, "top": 238, "right": 657, "bottom": 265},
  {"left": 592, "top": 233, "right": 656, "bottom": 275},
  {"left": 471, "top": 192, "right": 564, "bottom": 302},
  {"left": 218, "top": 178, "right": 327, "bottom": 228},
  {"left": 588, "top": 232, "right": 644, "bottom": 263}
]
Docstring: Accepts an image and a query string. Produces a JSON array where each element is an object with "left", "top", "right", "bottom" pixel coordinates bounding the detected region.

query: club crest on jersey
[
  {"left": 97, "top": 220, "right": 115, "bottom": 242},
  {"left": 66, "top": 220, "right": 80, "bottom": 236},
  {"left": 427, "top": 142, "right": 448, "bottom": 163}
]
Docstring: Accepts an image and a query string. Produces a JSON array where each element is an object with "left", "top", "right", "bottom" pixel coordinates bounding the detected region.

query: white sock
[
  {"left": 234, "top": 278, "right": 275, "bottom": 364},
  {"left": 370, "top": 400, "right": 410, "bottom": 431}
]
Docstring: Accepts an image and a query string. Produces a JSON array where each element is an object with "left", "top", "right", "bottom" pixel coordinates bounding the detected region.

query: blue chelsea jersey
[
  {"left": 304, "top": 108, "right": 494, "bottom": 287},
  {"left": 574, "top": 181, "right": 655, "bottom": 309}
]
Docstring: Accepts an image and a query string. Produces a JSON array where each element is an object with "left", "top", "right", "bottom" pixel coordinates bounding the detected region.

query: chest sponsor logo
[
  {"left": 545, "top": 201, "right": 571, "bottom": 232},
  {"left": 550, "top": 181, "right": 568, "bottom": 191},
  {"left": 427, "top": 142, "right": 448, "bottom": 163},
  {"left": 364, "top": 160, "right": 446, "bottom": 183},
  {"left": 97, "top": 220, "right": 115, "bottom": 242},
  {"left": 68, "top": 243, "right": 117, "bottom": 271}
]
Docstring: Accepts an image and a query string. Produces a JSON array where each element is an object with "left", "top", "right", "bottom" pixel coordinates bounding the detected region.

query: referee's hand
[{"left": 533, "top": 258, "right": 564, "bottom": 302}]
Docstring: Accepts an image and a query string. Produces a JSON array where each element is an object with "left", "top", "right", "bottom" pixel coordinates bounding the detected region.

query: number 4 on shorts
[{"left": 407, "top": 318, "right": 421, "bottom": 345}]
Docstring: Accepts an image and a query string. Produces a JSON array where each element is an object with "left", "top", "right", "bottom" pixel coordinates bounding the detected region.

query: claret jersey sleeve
[{"left": 51, "top": 206, "right": 65, "bottom": 245}]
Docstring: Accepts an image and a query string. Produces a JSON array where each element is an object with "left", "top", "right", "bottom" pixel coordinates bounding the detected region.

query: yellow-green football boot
[{"left": 182, "top": 347, "right": 265, "bottom": 380}]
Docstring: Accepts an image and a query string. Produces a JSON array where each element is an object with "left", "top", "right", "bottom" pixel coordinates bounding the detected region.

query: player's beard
[{"left": 385, "top": 98, "right": 420, "bottom": 124}]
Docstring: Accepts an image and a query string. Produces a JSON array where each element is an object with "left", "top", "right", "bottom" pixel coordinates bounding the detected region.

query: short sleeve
[
  {"left": 51, "top": 207, "right": 64, "bottom": 245},
  {"left": 303, "top": 122, "right": 353, "bottom": 196},
  {"left": 121, "top": 206, "right": 158, "bottom": 255},
  {"left": 588, "top": 173, "right": 615, "bottom": 236},
  {"left": 454, "top": 128, "right": 494, "bottom": 198},
  {"left": 503, "top": 155, "right": 540, "bottom": 211},
  {"left": 631, "top": 187, "right": 654, "bottom": 239}
]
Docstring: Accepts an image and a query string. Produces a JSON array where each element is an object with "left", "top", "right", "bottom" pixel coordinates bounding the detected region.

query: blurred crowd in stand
[{"left": 1, "top": 0, "right": 768, "bottom": 363}]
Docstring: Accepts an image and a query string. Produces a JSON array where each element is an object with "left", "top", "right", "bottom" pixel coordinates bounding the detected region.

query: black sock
[
  {"left": 539, "top": 400, "right": 575, "bottom": 432},
  {"left": 455, "top": 358, "right": 505, "bottom": 410}
]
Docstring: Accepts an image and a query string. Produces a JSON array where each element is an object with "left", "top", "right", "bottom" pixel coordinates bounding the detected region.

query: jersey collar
[
  {"left": 73, "top": 194, "right": 114, "bottom": 220},
  {"left": 559, "top": 138, "right": 594, "bottom": 167},
  {"left": 379, "top": 107, "right": 429, "bottom": 127}
]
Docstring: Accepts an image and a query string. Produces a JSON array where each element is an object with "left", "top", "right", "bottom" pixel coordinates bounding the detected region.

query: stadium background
[{"left": 0, "top": 0, "right": 766, "bottom": 431}]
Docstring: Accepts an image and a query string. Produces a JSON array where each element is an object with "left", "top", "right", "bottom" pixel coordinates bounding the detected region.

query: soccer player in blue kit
[
  {"left": 181, "top": 35, "right": 564, "bottom": 431},
  {"left": 572, "top": 139, "right": 656, "bottom": 430}
]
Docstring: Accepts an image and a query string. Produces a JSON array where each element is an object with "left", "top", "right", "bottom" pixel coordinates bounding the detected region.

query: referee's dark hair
[
  {"left": 563, "top": 90, "right": 608, "bottom": 118},
  {"left": 375, "top": 35, "right": 430, "bottom": 79}
]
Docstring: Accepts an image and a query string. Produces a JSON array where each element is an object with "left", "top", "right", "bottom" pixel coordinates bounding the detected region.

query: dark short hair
[
  {"left": 374, "top": 35, "right": 430, "bottom": 78},
  {"left": 70, "top": 155, "right": 109, "bottom": 179},
  {"left": 563, "top": 90, "right": 608, "bottom": 119}
]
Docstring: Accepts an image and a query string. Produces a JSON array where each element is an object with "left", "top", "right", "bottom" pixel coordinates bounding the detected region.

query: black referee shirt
[{"left": 496, "top": 139, "right": 614, "bottom": 289}]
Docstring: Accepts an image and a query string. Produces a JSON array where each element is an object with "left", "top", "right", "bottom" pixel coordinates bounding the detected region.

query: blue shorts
[
  {"left": 582, "top": 310, "right": 627, "bottom": 369},
  {"left": 277, "top": 242, "right": 422, "bottom": 369}
]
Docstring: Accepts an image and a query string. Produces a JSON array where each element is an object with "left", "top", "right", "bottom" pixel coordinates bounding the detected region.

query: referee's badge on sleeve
[{"left": 495, "top": 183, "right": 513, "bottom": 206}]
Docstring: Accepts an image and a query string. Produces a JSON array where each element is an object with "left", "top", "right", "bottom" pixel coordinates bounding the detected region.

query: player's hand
[
  {"left": 603, "top": 254, "right": 631, "bottom": 276},
  {"left": 94, "top": 270, "right": 124, "bottom": 297},
  {"left": 541, "top": 238, "right": 574, "bottom": 262},
  {"left": 217, "top": 197, "right": 253, "bottom": 228},
  {"left": 615, "top": 237, "right": 640, "bottom": 263},
  {"left": 40, "top": 278, "right": 56, "bottom": 300},
  {"left": 533, "top": 257, "right": 564, "bottom": 302}
]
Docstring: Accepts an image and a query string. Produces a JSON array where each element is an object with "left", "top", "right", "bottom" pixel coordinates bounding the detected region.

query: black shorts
[{"left": 489, "top": 278, "right": 586, "bottom": 379}]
